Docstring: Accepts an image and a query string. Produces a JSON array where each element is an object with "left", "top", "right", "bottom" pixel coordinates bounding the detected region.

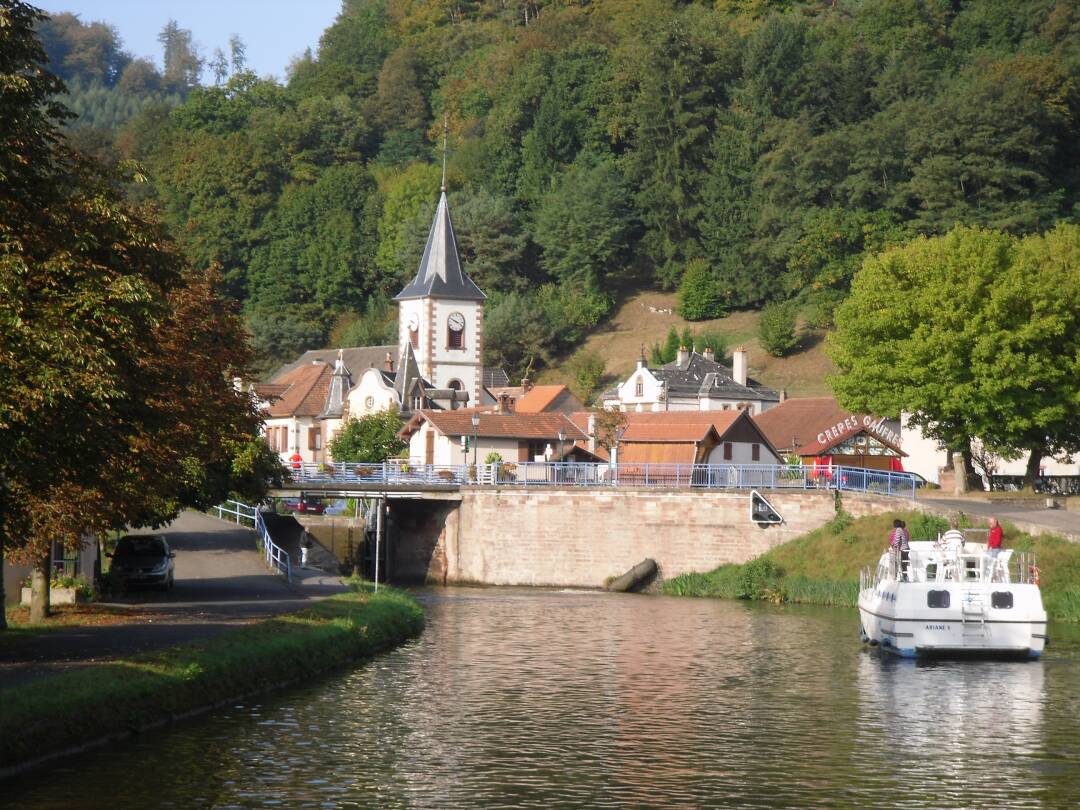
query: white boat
[{"left": 858, "top": 531, "right": 1047, "bottom": 659}]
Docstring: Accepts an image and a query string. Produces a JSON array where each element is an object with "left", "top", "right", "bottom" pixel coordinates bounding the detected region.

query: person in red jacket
[{"left": 986, "top": 517, "right": 1004, "bottom": 581}]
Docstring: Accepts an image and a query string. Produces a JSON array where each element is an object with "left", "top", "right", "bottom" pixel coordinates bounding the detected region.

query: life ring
[{"left": 1030, "top": 564, "right": 1041, "bottom": 587}]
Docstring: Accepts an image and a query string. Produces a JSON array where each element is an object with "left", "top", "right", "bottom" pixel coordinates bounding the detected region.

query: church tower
[{"left": 394, "top": 181, "right": 486, "bottom": 407}]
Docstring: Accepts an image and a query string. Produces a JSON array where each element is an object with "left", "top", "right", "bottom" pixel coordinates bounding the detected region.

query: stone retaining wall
[{"left": 395, "top": 488, "right": 908, "bottom": 588}]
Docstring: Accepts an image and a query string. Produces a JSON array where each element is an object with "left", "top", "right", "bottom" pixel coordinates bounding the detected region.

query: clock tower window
[
  {"left": 447, "top": 311, "right": 465, "bottom": 349},
  {"left": 407, "top": 313, "right": 419, "bottom": 348}
]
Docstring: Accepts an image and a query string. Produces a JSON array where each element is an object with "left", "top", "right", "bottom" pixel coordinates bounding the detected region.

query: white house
[{"left": 603, "top": 346, "right": 781, "bottom": 415}]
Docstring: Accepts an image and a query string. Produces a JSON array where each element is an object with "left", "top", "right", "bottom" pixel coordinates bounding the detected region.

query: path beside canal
[
  {"left": 0, "top": 510, "right": 347, "bottom": 690},
  {"left": 917, "top": 492, "right": 1080, "bottom": 540}
]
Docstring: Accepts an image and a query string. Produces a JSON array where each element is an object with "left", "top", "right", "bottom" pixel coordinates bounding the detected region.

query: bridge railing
[
  {"left": 281, "top": 461, "right": 916, "bottom": 499},
  {"left": 209, "top": 499, "right": 291, "bottom": 583}
]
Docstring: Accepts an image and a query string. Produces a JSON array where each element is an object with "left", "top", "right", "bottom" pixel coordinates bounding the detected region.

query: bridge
[{"left": 269, "top": 460, "right": 917, "bottom": 500}]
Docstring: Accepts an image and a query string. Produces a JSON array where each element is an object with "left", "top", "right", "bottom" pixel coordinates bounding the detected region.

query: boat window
[
  {"left": 927, "top": 590, "right": 950, "bottom": 608},
  {"left": 991, "top": 591, "right": 1014, "bottom": 609}
]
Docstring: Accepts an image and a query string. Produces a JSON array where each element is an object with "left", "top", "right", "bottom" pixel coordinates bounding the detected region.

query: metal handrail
[
  {"left": 279, "top": 461, "right": 917, "bottom": 500},
  {"left": 209, "top": 499, "right": 291, "bottom": 583}
]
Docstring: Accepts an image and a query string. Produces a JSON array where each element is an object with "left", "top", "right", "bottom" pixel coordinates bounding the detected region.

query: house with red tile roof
[
  {"left": 615, "top": 410, "right": 782, "bottom": 466},
  {"left": 399, "top": 409, "right": 594, "bottom": 466},
  {"left": 753, "top": 396, "right": 906, "bottom": 472}
]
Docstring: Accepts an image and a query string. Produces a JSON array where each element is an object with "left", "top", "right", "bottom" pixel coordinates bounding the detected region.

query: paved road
[
  {"left": 917, "top": 493, "right": 1080, "bottom": 540},
  {"left": 0, "top": 510, "right": 346, "bottom": 689}
]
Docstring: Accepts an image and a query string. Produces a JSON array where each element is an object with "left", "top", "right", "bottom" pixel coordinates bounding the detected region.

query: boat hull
[{"left": 858, "top": 581, "right": 1047, "bottom": 659}]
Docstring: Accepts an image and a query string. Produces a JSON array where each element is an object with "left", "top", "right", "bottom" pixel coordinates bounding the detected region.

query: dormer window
[{"left": 447, "top": 311, "right": 465, "bottom": 349}]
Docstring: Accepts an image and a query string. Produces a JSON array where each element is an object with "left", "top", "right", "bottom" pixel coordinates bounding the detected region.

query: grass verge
[
  {"left": 662, "top": 509, "right": 1080, "bottom": 622},
  {"left": 0, "top": 581, "right": 423, "bottom": 774}
]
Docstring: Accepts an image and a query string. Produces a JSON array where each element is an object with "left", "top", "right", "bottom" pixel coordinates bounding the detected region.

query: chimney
[
  {"left": 676, "top": 345, "right": 689, "bottom": 367},
  {"left": 637, "top": 343, "right": 646, "bottom": 369},
  {"left": 702, "top": 347, "right": 714, "bottom": 363},
  {"left": 522, "top": 377, "right": 533, "bottom": 393},
  {"left": 497, "top": 393, "right": 514, "bottom": 414},
  {"left": 384, "top": 352, "right": 394, "bottom": 373},
  {"left": 780, "top": 388, "right": 787, "bottom": 403},
  {"left": 587, "top": 413, "right": 597, "bottom": 453},
  {"left": 733, "top": 346, "right": 747, "bottom": 387}
]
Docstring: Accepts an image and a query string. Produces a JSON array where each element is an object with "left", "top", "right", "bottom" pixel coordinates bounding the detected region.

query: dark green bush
[{"left": 759, "top": 302, "right": 798, "bottom": 357}]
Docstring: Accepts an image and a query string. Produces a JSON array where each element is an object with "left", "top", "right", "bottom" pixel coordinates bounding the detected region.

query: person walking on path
[{"left": 300, "top": 533, "right": 313, "bottom": 569}]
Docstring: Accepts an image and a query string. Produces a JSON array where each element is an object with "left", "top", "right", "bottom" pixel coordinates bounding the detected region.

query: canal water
[{"left": 8, "top": 588, "right": 1080, "bottom": 808}]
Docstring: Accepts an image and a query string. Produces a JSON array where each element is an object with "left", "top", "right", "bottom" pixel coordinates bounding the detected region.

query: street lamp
[
  {"left": 471, "top": 412, "right": 480, "bottom": 469},
  {"left": 557, "top": 429, "right": 565, "bottom": 462}
]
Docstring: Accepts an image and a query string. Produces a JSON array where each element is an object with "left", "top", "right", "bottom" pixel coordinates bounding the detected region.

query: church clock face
[
  {"left": 447, "top": 312, "right": 465, "bottom": 332},
  {"left": 407, "top": 313, "right": 419, "bottom": 332}
]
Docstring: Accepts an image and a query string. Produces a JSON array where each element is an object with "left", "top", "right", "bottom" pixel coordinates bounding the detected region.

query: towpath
[
  {"left": 0, "top": 510, "right": 346, "bottom": 690},
  {"left": 917, "top": 492, "right": 1080, "bottom": 541}
]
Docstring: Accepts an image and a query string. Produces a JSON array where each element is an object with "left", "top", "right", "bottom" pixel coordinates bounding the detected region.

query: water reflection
[{"left": 5, "top": 589, "right": 1080, "bottom": 808}]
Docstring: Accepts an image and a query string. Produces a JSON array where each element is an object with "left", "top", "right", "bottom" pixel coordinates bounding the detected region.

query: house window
[
  {"left": 752, "top": 443, "right": 760, "bottom": 462},
  {"left": 635, "top": 378, "right": 643, "bottom": 397},
  {"left": 447, "top": 311, "right": 465, "bottom": 349},
  {"left": 410, "top": 328, "right": 419, "bottom": 348},
  {"left": 448, "top": 379, "right": 463, "bottom": 390},
  {"left": 308, "top": 427, "right": 321, "bottom": 451},
  {"left": 723, "top": 442, "right": 733, "bottom": 461}
]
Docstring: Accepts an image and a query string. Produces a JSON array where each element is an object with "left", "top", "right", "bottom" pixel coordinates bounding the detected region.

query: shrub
[
  {"left": 759, "top": 301, "right": 798, "bottom": 357},
  {"left": 678, "top": 259, "right": 727, "bottom": 321},
  {"left": 906, "top": 512, "right": 949, "bottom": 541},
  {"left": 484, "top": 452, "right": 503, "bottom": 464},
  {"left": 738, "top": 557, "right": 785, "bottom": 601}
]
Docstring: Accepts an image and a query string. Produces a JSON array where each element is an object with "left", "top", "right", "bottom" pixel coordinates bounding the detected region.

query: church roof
[{"left": 395, "top": 191, "right": 485, "bottom": 302}]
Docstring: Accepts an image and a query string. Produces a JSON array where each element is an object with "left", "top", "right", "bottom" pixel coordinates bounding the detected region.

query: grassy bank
[
  {"left": 0, "top": 581, "right": 423, "bottom": 774},
  {"left": 662, "top": 510, "right": 1080, "bottom": 622}
]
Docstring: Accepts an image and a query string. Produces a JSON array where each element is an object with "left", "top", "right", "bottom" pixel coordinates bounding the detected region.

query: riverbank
[
  {"left": 0, "top": 581, "right": 423, "bottom": 777},
  {"left": 662, "top": 509, "right": 1080, "bottom": 621}
]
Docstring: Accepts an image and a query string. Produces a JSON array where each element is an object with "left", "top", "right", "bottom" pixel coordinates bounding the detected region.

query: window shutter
[
  {"left": 308, "top": 428, "right": 315, "bottom": 451},
  {"left": 723, "top": 442, "right": 733, "bottom": 461},
  {"left": 752, "top": 443, "right": 760, "bottom": 461}
]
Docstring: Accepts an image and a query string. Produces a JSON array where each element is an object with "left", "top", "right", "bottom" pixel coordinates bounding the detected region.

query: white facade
[
  {"left": 704, "top": 440, "right": 780, "bottom": 465},
  {"left": 900, "top": 413, "right": 1079, "bottom": 485},
  {"left": 406, "top": 421, "right": 521, "bottom": 466}
]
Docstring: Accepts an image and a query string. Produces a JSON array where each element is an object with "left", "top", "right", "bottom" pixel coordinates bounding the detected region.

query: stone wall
[{"left": 392, "top": 487, "right": 908, "bottom": 588}]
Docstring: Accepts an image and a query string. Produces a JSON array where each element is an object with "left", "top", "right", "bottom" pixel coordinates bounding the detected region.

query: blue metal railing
[
  {"left": 209, "top": 499, "right": 292, "bottom": 582},
  {"left": 280, "top": 461, "right": 916, "bottom": 500}
]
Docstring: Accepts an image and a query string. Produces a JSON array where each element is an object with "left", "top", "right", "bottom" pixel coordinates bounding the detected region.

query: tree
[
  {"left": 158, "top": 20, "right": 202, "bottom": 92},
  {"left": 328, "top": 409, "right": 407, "bottom": 463},
  {"left": 828, "top": 225, "right": 1080, "bottom": 486},
  {"left": 228, "top": 34, "right": 246, "bottom": 73},
  {"left": 2, "top": 4, "right": 276, "bottom": 624},
  {"left": 534, "top": 157, "right": 638, "bottom": 294},
  {"left": 565, "top": 350, "right": 606, "bottom": 406},
  {"left": 759, "top": 302, "right": 798, "bottom": 357},
  {"left": 678, "top": 258, "right": 726, "bottom": 321}
]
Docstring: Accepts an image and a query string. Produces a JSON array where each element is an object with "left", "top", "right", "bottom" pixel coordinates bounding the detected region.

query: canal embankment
[
  {"left": 0, "top": 582, "right": 424, "bottom": 778},
  {"left": 662, "top": 509, "right": 1080, "bottom": 622}
]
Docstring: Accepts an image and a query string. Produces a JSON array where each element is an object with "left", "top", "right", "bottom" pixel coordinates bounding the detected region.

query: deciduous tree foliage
[
  {"left": 0, "top": 2, "right": 277, "bottom": 624},
  {"left": 327, "top": 409, "right": 408, "bottom": 463},
  {"left": 45, "top": 0, "right": 1080, "bottom": 379},
  {"left": 828, "top": 225, "right": 1080, "bottom": 483}
]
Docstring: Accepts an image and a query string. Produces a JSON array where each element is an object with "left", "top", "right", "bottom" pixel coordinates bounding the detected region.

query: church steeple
[
  {"left": 393, "top": 191, "right": 485, "bottom": 301},
  {"left": 394, "top": 120, "right": 484, "bottom": 303}
]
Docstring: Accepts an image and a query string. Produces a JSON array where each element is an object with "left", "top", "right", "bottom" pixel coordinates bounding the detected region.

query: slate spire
[{"left": 394, "top": 125, "right": 485, "bottom": 302}]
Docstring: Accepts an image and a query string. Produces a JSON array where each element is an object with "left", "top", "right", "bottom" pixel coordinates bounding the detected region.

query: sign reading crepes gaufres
[{"left": 816, "top": 415, "right": 902, "bottom": 450}]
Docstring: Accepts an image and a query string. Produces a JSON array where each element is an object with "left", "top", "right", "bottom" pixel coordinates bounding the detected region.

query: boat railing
[{"left": 878, "top": 543, "right": 1040, "bottom": 586}]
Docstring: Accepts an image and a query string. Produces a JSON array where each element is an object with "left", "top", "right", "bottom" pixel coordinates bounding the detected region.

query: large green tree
[
  {"left": 327, "top": 409, "right": 407, "bottom": 463},
  {"left": 829, "top": 225, "right": 1080, "bottom": 485}
]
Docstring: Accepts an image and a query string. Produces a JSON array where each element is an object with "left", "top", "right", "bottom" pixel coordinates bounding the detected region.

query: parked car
[
  {"left": 108, "top": 534, "right": 175, "bottom": 592},
  {"left": 282, "top": 496, "right": 326, "bottom": 515}
]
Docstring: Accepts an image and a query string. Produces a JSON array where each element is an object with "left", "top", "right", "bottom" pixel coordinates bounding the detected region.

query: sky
[{"left": 35, "top": 0, "right": 344, "bottom": 82}]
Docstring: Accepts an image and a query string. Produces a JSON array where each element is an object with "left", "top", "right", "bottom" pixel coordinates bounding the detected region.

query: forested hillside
[{"left": 50, "top": 1, "right": 1080, "bottom": 378}]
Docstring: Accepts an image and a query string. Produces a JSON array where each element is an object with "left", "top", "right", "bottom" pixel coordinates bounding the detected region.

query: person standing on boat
[
  {"left": 889, "top": 520, "right": 911, "bottom": 581},
  {"left": 984, "top": 517, "right": 1004, "bottom": 580}
]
